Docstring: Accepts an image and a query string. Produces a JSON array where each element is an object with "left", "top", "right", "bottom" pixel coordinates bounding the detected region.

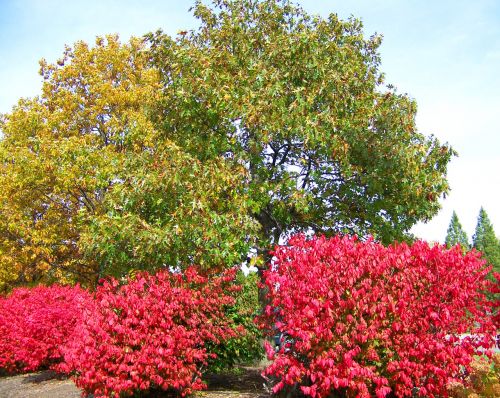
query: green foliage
[
  {"left": 445, "top": 211, "right": 470, "bottom": 250},
  {"left": 1, "top": 0, "right": 456, "bottom": 290},
  {"left": 207, "top": 271, "right": 264, "bottom": 372},
  {"left": 147, "top": 0, "right": 454, "bottom": 249},
  {"left": 81, "top": 146, "right": 257, "bottom": 279},
  {"left": 0, "top": 35, "right": 257, "bottom": 289},
  {"left": 473, "top": 207, "right": 500, "bottom": 275}
]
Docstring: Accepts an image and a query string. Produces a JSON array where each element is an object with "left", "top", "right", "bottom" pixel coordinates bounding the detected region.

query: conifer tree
[
  {"left": 445, "top": 211, "right": 469, "bottom": 250},
  {"left": 472, "top": 207, "right": 500, "bottom": 274}
]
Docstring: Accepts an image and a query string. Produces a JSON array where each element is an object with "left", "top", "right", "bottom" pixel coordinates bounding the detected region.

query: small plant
[{"left": 448, "top": 354, "right": 500, "bottom": 397}]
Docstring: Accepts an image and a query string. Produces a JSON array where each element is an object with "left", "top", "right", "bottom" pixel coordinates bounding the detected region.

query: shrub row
[
  {"left": 258, "top": 235, "right": 499, "bottom": 398},
  {"left": 0, "top": 267, "right": 244, "bottom": 397},
  {"left": 1, "top": 235, "right": 498, "bottom": 398}
]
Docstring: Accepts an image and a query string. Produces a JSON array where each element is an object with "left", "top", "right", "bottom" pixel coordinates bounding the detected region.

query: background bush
[
  {"left": 0, "top": 284, "right": 89, "bottom": 373},
  {"left": 207, "top": 271, "right": 264, "bottom": 372}
]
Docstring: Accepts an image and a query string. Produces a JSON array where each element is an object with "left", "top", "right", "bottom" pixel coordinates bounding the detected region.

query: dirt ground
[
  {"left": 0, "top": 367, "right": 270, "bottom": 398},
  {"left": 0, "top": 371, "right": 80, "bottom": 398}
]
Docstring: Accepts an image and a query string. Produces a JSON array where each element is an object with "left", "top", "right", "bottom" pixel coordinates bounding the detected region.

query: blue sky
[{"left": 1, "top": 0, "right": 499, "bottom": 243}]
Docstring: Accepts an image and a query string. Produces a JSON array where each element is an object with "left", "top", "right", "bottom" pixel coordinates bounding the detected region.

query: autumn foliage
[
  {"left": 1, "top": 0, "right": 458, "bottom": 291},
  {"left": 61, "top": 267, "right": 242, "bottom": 397},
  {"left": 0, "top": 284, "right": 89, "bottom": 373},
  {"left": 448, "top": 354, "right": 500, "bottom": 397},
  {"left": 259, "top": 235, "right": 498, "bottom": 398},
  {"left": 0, "top": 267, "right": 245, "bottom": 397}
]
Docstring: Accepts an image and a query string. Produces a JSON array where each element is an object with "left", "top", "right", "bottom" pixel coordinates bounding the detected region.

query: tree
[
  {"left": 1, "top": 0, "right": 455, "bottom": 289},
  {"left": 472, "top": 207, "right": 500, "bottom": 275},
  {"left": 0, "top": 35, "right": 256, "bottom": 290},
  {"left": 147, "top": 0, "right": 454, "bottom": 260},
  {"left": 445, "top": 210, "right": 469, "bottom": 250}
]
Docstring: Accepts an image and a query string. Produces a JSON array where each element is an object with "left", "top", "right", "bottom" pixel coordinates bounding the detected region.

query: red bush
[
  {"left": 258, "top": 235, "right": 498, "bottom": 398},
  {"left": 0, "top": 284, "right": 89, "bottom": 373},
  {"left": 62, "top": 267, "right": 241, "bottom": 397}
]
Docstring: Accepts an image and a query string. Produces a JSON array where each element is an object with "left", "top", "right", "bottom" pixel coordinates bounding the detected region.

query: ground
[
  {"left": 0, "top": 367, "right": 270, "bottom": 398},
  {"left": 0, "top": 371, "right": 80, "bottom": 398}
]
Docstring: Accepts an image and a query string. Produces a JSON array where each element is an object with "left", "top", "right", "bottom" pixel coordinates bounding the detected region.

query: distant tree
[
  {"left": 472, "top": 207, "right": 500, "bottom": 275},
  {"left": 445, "top": 211, "right": 469, "bottom": 250}
]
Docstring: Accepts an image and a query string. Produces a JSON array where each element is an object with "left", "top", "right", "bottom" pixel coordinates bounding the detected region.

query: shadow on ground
[
  {"left": 0, "top": 371, "right": 80, "bottom": 398},
  {"left": 200, "top": 367, "right": 270, "bottom": 397},
  {"left": 0, "top": 367, "right": 270, "bottom": 398}
]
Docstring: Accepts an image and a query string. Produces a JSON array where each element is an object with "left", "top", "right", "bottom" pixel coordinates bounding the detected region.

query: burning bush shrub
[
  {"left": 62, "top": 267, "right": 242, "bottom": 397},
  {"left": 0, "top": 284, "right": 89, "bottom": 373},
  {"left": 259, "top": 235, "right": 497, "bottom": 398}
]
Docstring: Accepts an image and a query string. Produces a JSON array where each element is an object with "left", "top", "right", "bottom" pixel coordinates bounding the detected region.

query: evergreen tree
[
  {"left": 445, "top": 211, "right": 469, "bottom": 250},
  {"left": 472, "top": 207, "right": 500, "bottom": 274}
]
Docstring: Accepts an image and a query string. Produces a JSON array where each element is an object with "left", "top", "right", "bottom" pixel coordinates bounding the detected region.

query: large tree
[
  {"left": 147, "top": 0, "right": 454, "bottom": 258},
  {"left": 472, "top": 207, "right": 500, "bottom": 275},
  {"left": 445, "top": 211, "right": 469, "bottom": 250},
  {"left": 0, "top": 1, "right": 455, "bottom": 289}
]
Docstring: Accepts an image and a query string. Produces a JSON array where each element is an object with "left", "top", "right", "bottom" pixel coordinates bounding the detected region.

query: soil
[
  {"left": 0, "top": 367, "right": 270, "bottom": 398},
  {"left": 201, "top": 367, "right": 270, "bottom": 397}
]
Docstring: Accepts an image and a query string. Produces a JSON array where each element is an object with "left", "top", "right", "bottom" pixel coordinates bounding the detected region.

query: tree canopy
[
  {"left": 0, "top": 0, "right": 454, "bottom": 289},
  {"left": 0, "top": 35, "right": 256, "bottom": 290},
  {"left": 147, "top": 0, "right": 454, "bottom": 250},
  {"left": 445, "top": 211, "right": 469, "bottom": 250}
]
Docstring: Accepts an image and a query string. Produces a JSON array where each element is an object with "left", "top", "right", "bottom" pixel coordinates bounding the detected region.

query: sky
[{"left": 0, "top": 0, "right": 499, "bottom": 243}]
